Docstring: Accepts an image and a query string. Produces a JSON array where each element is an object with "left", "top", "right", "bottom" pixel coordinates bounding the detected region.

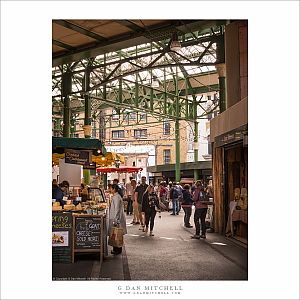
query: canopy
[{"left": 96, "top": 166, "right": 143, "bottom": 174}]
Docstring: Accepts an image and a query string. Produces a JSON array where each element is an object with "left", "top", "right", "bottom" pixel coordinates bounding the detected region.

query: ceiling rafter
[
  {"left": 53, "top": 20, "right": 107, "bottom": 42},
  {"left": 53, "top": 39, "right": 76, "bottom": 51},
  {"left": 114, "top": 20, "right": 144, "bottom": 33}
]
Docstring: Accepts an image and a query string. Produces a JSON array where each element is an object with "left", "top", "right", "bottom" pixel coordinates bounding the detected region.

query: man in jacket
[
  {"left": 181, "top": 184, "right": 193, "bottom": 228},
  {"left": 134, "top": 176, "right": 148, "bottom": 230}
]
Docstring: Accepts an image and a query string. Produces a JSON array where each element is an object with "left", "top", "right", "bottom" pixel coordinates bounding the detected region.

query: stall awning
[
  {"left": 96, "top": 166, "right": 143, "bottom": 174},
  {"left": 52, "top": 137, "right": 106, "bottom": 154}
]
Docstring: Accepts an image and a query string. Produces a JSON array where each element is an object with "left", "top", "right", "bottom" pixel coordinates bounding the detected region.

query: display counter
[
  {"left": 232, "top": 209, "right": 248, "bottom": 240},
  {"left": 232, "top": 209, "right": 248, "bottom": 224}
]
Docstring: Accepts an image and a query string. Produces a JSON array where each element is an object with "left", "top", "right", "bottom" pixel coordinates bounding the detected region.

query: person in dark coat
[
  {"left": 52, "top": 180, "right": 64, "bottom": 207},
  {"left": 142, "top": 184, "right": 160, "bottom": 236},
  {"left": 192, "top": 180, "right": 209, "bottom": 239},
  {"left": 181, "top": 184, "right": 193, "bottom": 228}
]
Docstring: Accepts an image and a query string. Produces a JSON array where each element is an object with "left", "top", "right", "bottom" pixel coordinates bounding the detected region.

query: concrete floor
[
  {"left": 122, "top": 210, "right": 247, "bottom": 281},
  {"left": 53, "top": 209, "right": 248, "bottom": 281}
]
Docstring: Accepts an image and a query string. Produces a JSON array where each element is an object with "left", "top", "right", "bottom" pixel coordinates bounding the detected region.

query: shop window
[
  {"left": 163, "top": 149, "right": 171, "bottom": 164},
  {"left": 91, "top": 121, "right": 97, "bottom": 138},
  {"left": 207, "top": 135, "right": 212, "bottom": 155},
  {"left": 124, "top": 111, "right": 136, "bottom": 121},
  {"left": 112, "top": 130, "right": 124, "bottom": 139},
  {"left": 163, "top": 121, "right": 171, "bottom": 135},
  {"left": 112, "top": 109, "right": 119, "bottom": 120},
  {"left": 134, "top": 129, "right": 147, "bottom": 138},
  {"left": 140, "top": 112, "right": 146, "bottom": 120},
  {"left": 99, "top": 128, "right": 106, "bottom": 141},
  {"left": 188, "top": 141, "right": 194, "bottom": 151}
]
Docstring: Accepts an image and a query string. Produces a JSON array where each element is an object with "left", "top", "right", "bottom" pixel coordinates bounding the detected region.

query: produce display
[
  {"left": 63, "top": 204, "right": 75, "bottom": 211},
  {"left": 52, "top": 200, "right": 107, "bottom": 214},
  {"left": 52, "top": 202, "right": 62, "bottom": 211}
]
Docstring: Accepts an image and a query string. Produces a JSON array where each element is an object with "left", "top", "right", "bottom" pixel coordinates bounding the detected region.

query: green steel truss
[{"left": 52, "top": 26, "right": 224, "bottom": 130}]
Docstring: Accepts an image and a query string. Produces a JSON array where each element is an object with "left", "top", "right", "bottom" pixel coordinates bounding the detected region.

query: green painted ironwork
[
  {"left": 175, "top": 66, "right": 181, "bottom": 182},
  {"left": 53, "top": 26, "right": 223, "bottom": 174}
]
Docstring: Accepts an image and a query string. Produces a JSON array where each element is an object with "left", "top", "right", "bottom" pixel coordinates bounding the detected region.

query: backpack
[
  {"left": 198, "top": 190, "right": 208, "bottom": 202},
  {"left": 173, "top": 186, "right": 183, "bottom": 199}
]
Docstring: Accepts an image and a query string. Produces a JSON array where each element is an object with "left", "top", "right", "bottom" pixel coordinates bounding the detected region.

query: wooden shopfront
[{"left": 212, "top": 124, "right": 248, "bottom": 243}]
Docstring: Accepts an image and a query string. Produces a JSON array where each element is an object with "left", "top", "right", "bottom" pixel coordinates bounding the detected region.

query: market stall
[
  {"left": 52, "top": 192, "right": 108, "bottom": 264},
  {"left": 52, "top": 136, "right": 110, "bottom": 264}
]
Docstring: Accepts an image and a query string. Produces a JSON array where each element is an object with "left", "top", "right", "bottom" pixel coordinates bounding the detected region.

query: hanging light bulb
[
  {"left": 170, "top": 32, "right": 181, "bottom": 52},
  {"left": 151, "top": 75, "right": 159, "bottom": 88}
]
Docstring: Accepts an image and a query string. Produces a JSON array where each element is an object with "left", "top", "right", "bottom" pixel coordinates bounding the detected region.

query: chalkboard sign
[
  {"left": 74, "top": 216, "right": 102, "bottom": 250},
  {"left": 52, "top": 212, "right": 73, "bottom": 263}
]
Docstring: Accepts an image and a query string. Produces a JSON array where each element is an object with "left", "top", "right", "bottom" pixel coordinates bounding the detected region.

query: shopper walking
[
  {"left": 181, "top": 184, "right": 193, "bottom": 228},
  {"left": 142, "top": 185, "right": 160, "bottom": 236},
  {"left": 177, "top": 182, "right": 183, "bottom": 214},
  {"left": 134, "top": 176, "right": 148, "bottom": 231},
  {"left": 158, "top": 181, "right": 168, "bottom": 211},
  {"left": 192, "top": 180, "right": 209, "bottom": 239},
  {"left": 130, "top": 179, "right": 139, "bottom": 224},
  {"left": 169, "top": 182, "right": 182, "bottom": 215},
  {"left": 125, "top": 176, "right": 134, "bottom": 215},
  {"left": 108, "top": 184, "right": 127, "bottom": 255}
]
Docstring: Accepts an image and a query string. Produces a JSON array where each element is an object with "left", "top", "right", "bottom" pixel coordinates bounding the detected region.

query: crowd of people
[
  {"left": 106, "top": 177, "right": 214, "bottom": 255},
  {"left": 53, "top": 176, "right": 213, "bottom": 256}
]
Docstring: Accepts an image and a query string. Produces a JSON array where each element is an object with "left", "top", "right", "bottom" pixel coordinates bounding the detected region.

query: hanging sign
[
  {"left": 83, "top": 162, "right": 96, "bottom": 170},
  {"left": 65, "top": 149, "right": 91, "bottom": 165}
]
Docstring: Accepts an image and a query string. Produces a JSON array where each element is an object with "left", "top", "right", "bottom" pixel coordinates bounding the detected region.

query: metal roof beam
[
  {"left": 53, "top": 20, "right": 107, "bottom": 42},
  {"left": 53, "top": 20, "right": 226, "bottom": 67},
  {"left": 114, "top": 20, "right": 144, "bottom": 33},
  {"left": 52, "top": 39, "right": 76, "bottom": 51}
]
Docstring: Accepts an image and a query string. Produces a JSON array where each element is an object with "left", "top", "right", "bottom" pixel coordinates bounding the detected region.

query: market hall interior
[{"left": 52, "top": 19, "right": 248, "bottom": 281}]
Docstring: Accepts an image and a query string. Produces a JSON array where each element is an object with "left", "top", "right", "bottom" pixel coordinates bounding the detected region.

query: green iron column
[
  {"left": 83, "top": 67, "right": 91, "bottom": 185},
  {"left": 83, "top": 67, "right": 91, "bottom": 138},
  {"left": 175, "top": 66, "right": 181, "bottom": 182},
  {"left": 175, "top": 119, "right": 180, "bottom": 182},
  {"left": 191, "top": 82, "right": 199, "bottom": 181},
  {"left": 62, "top": 71, "right": 72, "bottom": 137},
  {"left": 70, "top": 115, "right": 75, "bottom": 137}
]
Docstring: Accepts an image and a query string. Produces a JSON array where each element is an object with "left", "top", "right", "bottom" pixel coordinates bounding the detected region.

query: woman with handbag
[
  {"left": 191, "top": 180, "right": 209, "bottom": 239},
  {"left": 108, "top": 184, "right": 127, "bottom": 255},
  {"left": 142, "top": 184, "right": 160, "bottom": 236}
]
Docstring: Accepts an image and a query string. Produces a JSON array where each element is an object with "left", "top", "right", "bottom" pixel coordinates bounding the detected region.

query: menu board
[
  {"left": 74, "top": 216, "right": 102, "bottom": 250},
  {"left": 52, "top": 212, "right": 72, "bottom": 263}
]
